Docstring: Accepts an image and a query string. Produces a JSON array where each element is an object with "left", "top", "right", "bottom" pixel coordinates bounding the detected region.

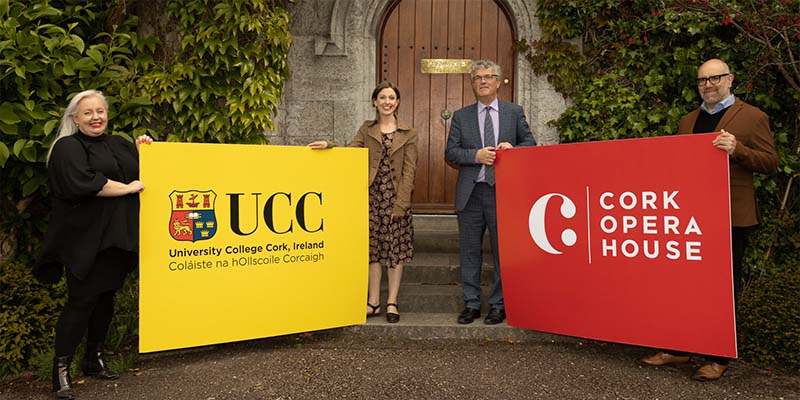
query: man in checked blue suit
[{"left": 445, "top": 59, "right": 536, "bottom": 325}]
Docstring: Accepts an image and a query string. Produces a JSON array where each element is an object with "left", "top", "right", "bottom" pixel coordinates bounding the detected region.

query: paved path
[{"left": 2, "top": 329, "right": 798, "bottom": 400}]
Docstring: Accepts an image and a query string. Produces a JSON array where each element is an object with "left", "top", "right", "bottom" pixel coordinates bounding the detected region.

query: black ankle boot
[
  {"left": 52, "top": 356, "right": 76, "bottom": 399},
  {"left": 81, "top": 343, "right": 119, "bottom": 380}
]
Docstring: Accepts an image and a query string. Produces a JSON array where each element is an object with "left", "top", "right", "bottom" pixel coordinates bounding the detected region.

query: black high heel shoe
[
  {"left": 386, "top": 303, "right": 400, "bottom": 323},
  {"left": 367, "top": 303, "right": 381, "bottom": 317}
]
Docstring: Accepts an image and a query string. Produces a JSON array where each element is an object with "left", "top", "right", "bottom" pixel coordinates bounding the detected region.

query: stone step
[
  {"left": 387, "top": 252, "right": 494, "bottom": 285},
  {"left": 346, "top": 312, "right": 552, "bottom": 342},
  {"left": 375, "top": 283, "right": 496, "bottom": 313},
  {"left": 412, "top": 214, "right": 493, "bottom": 253},
  {"left": 412, "top": 230, "right": 460, "bottom": 253},
  {"left": 412, "top": 214, "right": 459, "bottom": 232}
]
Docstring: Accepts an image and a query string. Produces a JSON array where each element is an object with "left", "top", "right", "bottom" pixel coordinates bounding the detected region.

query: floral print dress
[{"left": 368, "top": 131, "right": 413, "bottom": 267}]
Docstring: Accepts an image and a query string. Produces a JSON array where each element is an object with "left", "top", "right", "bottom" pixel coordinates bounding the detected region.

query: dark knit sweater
[{"left": 692, "top": 107, "right": 730, "bottom": 133}]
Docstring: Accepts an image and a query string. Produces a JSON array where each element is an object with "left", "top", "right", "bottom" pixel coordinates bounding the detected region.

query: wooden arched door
[{"left": 379, "top": 0, "right": 516, "bottom": 214}]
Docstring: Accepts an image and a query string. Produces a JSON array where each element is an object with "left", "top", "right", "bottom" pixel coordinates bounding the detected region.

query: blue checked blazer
[{"left": 445, "top": 100, "right": 536, "bottom": 211}]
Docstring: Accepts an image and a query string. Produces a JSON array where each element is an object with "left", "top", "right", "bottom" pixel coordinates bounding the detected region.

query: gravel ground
[{"left": 1, "top": 329, "right": 798, "bottom": 400}]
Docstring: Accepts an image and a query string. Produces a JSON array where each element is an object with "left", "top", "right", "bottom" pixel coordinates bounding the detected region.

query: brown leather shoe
[
  {"left": 639, "top": 351, "right": 690, "bottom": 366},
  {"left": 692, "top": 363, "right": 728, "bottom": 381}
]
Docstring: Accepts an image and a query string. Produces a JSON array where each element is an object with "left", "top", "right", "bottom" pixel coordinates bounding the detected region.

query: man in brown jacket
[{"left": 639, "top": 58, "right": 778, "bottom": 381}]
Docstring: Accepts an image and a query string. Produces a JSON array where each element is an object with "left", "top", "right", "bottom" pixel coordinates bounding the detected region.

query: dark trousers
[
  {"left": 54, "top": 289, "right": 116, "bottom": 357},
  {"left": 670, "top": 226, "right": 751, "bottom": 365},
  {"left": 729, "top": 226, "right": 751, "bottom": 305},
  {"left": 457, "top": 182, "right": 503, "bottom": 310}
]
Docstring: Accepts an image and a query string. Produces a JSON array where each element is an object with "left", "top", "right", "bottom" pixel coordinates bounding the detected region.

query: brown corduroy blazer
[{"left": 677, "top": 99, "right": 778, "bottom": 227}]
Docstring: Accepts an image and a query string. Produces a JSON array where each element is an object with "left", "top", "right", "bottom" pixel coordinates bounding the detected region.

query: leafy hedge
[
  {"left": 739, "top": 265, "right": 800, "bottom": 369},
  {"left": 0, "top": 0, "right": 291, "bottom": 378},
  {"left": 522, "top": 0, "right": 799, "bottom": 369},
  {"left": 0, "top": 260, "right": 65, "bottom": 376}
]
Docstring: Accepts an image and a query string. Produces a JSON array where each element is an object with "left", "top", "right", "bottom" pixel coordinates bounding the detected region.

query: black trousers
[
  {"left": 54, "top": 248, "right": 132, "bottom": 357},
  {"left": 670, "top": 226, "right": 751, "bottom": 365},
  {"left": 54, "top": 289, "right": 116, "bottom": 357}
]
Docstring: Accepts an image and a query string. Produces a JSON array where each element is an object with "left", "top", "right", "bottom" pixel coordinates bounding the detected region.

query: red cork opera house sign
[{"left": 495, "top": 134, "right": 736, "bottom": 358}]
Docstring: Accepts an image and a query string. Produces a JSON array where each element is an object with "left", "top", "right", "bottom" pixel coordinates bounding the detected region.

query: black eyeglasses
[
  {"left": 697, "top": 73, "right": 730, "bottom": 86},
  {"left": 472, "top": 74, "right": 499, "bottom": 82}
]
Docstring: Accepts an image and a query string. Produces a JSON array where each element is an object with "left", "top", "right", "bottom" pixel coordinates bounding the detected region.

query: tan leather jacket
[{"left": 329, "top": 119, "right": 418, "bottom": 216}]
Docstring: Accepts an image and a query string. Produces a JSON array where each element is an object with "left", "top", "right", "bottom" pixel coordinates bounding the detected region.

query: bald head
[
  {"left": 699, "top": 59, "right": 730, "bottom": 75},
  {"left": 697, "top": 59, "right": 734, "bottom": 109}
]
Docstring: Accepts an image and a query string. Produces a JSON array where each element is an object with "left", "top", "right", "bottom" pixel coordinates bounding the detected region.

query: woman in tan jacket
[{"left": 309, "top": 81, "right": 417, "bottom": 323}]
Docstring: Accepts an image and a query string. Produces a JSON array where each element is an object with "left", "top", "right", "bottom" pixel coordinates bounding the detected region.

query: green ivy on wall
[{"left": 127, "top": 0, "right": 291, "bottom": 143}]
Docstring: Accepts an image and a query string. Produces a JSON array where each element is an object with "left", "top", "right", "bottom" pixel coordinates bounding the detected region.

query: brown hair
[{"left": 371, "top": 81, "right": 400, "bottom": 102}]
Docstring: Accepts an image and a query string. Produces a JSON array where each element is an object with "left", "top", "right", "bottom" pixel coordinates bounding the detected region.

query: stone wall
[{"left": 270, "top": 0, "right": 566, "bottom": 146}]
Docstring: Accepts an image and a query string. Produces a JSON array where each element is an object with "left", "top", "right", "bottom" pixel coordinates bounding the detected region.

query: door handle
[{"left": 440, "top": 109, "right": 452, "bottom": 120}]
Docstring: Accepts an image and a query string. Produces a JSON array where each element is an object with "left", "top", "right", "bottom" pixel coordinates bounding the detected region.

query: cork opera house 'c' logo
[
  {"left": 529, "top": 193, "right": 578, "bottom": 255},
  {"left": 169, "top": 190, "right": 217, "bottom": 242}
]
